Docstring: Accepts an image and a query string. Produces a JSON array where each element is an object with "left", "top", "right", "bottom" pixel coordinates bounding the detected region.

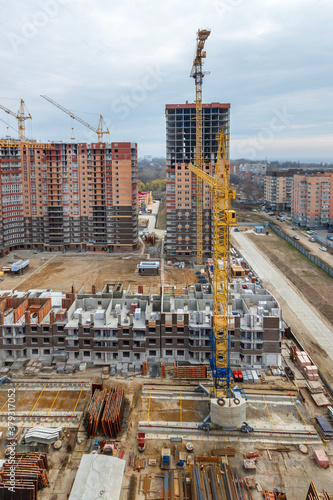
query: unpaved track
[{"left": 232, "top": 230, "right": 333, "bottom": 388}]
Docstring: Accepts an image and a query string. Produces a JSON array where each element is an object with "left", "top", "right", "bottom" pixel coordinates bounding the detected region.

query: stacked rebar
[{"left": 0, "top": 452, "right": 48, "bottom": 499}]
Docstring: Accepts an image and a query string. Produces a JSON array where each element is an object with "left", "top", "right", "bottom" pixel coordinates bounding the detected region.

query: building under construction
[
  {"left": 0, "top": 141, "right": 138, "bottom": 255},
  {"left": 165, "top": 102, "right": 230, "bottom": 258},
  {"left": 0, "top": 280, "right": 282, "bottom": 369}
]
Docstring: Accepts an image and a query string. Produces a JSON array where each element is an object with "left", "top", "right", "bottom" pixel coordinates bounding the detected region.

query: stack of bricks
[
  {"left": 295, "top": 350, "right": 319, "bottom": 380},
  {"left": 304, "top": 365, "right": 319, "bottom": 381}
]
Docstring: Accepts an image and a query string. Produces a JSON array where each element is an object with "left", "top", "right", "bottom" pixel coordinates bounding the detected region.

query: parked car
[
  {"left": 328, "top": 228, "right": 333, "bottom": 233},
  {"left": 293, "top": 235, "right": 300, "bottom": 240},
  {"left": 327, "top": 235, "right": 333, "bottom": 241},
  {"left": 292, "top": 226, "right": 297, "bottom": 230},
  {"left": 306, "top": 230, "right": 315, "bottom": 235},
  {"left": 319, "top": 246, "right": 328, "bottom": 252},
  {"left": 309, "top": 237, "right": 316, "bottom": 242}
]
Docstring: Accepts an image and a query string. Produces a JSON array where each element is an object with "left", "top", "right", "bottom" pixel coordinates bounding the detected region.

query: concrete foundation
[{"left": 210, "top": 397, "right": 246, "bottom": 429}]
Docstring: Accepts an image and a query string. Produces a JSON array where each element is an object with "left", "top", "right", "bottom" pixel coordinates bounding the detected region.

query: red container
[
  {"left": 237, "top": 371, "right": 243, "bottom": 382},
  {"left": 233, "top": 370, "right": 239, "bottom": 381}
]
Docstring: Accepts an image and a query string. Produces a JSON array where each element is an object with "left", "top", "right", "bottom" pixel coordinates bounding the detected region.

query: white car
[
  {"left": 319, "top": 246, "right": 328, "bottom": 252},
  {"left": 293, "top": 235, "right": 300, "bottom": 240}
]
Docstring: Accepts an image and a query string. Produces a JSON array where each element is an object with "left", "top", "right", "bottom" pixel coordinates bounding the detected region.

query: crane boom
[
  {"left": 187, "top": 131, "right": 236, "bottom": 396},
  {"left": 0, "top": 99, "right": 31, "bottom": 140},
  {"left": 40, "top": 95, "right": 109, "bottom": 142},
  {"left": 190, "top": 28, "right": 211, "bottom": 266}
]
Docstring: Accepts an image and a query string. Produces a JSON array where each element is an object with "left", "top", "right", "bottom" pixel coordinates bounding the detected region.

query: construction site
[{"left": 0, "top": 29, "right": 333, "bottom": 500}]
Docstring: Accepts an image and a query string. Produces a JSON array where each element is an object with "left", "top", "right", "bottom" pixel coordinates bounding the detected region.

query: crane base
[{"left": 210, "top": 397, "right": 246, "bottom": 428}]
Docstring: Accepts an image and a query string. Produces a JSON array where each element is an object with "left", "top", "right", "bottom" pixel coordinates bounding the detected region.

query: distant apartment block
[
  {"left": 292, "top": 172, "right": 333, "bottom": 228},
  {"left": 264, "top": 169, "right": 294, "bottom": 211},
  {"left": 0, "top": 282, "right": 282, "bottom": 368},
  {"left": 0, "top": 142, "right": 138, "bottom": 255},
  {"left": 238, "top": 163, "right": 267, "bottom": 175},
  {"left": 165, "top": 102, "right": 230, "bottom": 257}
]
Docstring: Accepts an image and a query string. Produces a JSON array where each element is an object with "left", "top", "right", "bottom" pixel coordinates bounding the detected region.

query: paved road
[
  {"left": 232, "top": 231, "right": 333, "bottom": 363},
  {"left": 259, "top": 213, "right": 333, "bottom": 267}
]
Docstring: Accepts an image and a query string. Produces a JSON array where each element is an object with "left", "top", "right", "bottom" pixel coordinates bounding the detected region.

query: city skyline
[{"left": 1, "top": 0, "right": 332, "bottom": 162}]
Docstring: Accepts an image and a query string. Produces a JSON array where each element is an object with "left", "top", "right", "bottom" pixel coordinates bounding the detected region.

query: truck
[{"left": 137, "top": 432, "right": 145, "bottom": 452}]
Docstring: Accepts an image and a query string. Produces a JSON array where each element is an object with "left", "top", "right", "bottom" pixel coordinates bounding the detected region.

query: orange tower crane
[{"left": 190, "top": 28, "right": 211, "bottom": 265}]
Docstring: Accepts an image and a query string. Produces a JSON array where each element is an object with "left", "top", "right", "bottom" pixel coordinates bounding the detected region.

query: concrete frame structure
[
  {"left": 0, "top": 141, "right": 138, "bottom": 255},
  {"left": 0, "top": 281, "right": 282, "bottom": 369},
  {"left": 165, "top": 102, "right": 230, "bottom": 257},
  {"left": 292, "top": 172, "right": 333, "bottom": 228}
]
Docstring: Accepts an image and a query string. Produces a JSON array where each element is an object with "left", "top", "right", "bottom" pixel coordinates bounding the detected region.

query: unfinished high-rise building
[
  {"left": 0, "top": 141, "right": 138, "bottom": 254},
  {"left": 165, "top": 102, "right": 230, "bottom": 257}
]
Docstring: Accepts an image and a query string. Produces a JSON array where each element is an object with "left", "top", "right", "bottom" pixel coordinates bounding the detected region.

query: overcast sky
[{"left": 0, "top": 0, "right": 332, "bottom": 162}]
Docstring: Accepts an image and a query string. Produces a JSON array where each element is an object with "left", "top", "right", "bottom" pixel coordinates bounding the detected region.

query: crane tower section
[
  {"left": 190, "top": 28, "right": 211, "bottom": 266},
  {"left": 187, "top": 131, "right": 236, "bottom": 396},
  {"left": 0, "top": 99, "right": 31, "bottom": 140}
]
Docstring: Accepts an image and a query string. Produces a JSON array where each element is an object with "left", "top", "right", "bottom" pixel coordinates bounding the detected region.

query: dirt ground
[
  {"left": 0, "top": 250, "right": 199, "bottom": 295},
  {"left": 0, "top": 386, "right": 87, "bottom": 415}
]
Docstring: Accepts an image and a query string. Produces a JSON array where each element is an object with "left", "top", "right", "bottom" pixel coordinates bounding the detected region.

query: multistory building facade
[
  {"left": 264, "top": 169, "right": 294, "bottom": 211},
  {"left": 165, "top": 102, "right": 230, "bottom": 257},
  {"left": 0, "top": 282, "right": 282, "bottom": 368},
  {"left": 292, "top": 172, "right": 333, "bottom": 228},
  {"left": 0, "top": 142, "right": 138, "bottom": 254}
]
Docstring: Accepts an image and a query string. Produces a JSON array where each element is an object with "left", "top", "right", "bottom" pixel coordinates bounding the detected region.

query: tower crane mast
[
  {"left": 0, "top": 99, "right": 31, "bottom": 140},
  {"left": 41, "top": 95, "right": 109, "bottom": 142},
  {"left": 187, "top": 131, "right": 236, "bottom": 397},
  {"left": 190, "top": 29, "right": 211, "bottom": 266}
]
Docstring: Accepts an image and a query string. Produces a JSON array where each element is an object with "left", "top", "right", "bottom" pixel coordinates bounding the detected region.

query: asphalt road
[
  {"left": 232, "top": 230, "right": 333, "bottom": 364},
  {"left": 260, "top": 213, "right": 333, "bottom": 267}
]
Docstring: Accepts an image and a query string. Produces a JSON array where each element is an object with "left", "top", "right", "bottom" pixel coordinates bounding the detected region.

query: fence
[{"left": 268, "top": 224, "right": 333, "bottom": 277}]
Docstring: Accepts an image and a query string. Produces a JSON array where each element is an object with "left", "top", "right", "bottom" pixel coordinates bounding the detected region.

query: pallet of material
[
  {"left": 314, "top": 449, "right": 330, "bottom": 469},
  {"left": 211, "top": 447, "right": 236, "bottom": 456},
  {"left": 315, "top": 416, "right": 333, "bottom": 439},
  {"left": 174, "top": 364, "right": 207, "bottom": 379}
]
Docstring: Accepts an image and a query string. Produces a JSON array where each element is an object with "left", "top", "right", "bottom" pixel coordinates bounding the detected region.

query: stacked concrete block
[
  {"left": 304, "top": 365, "right": 319, "bottom": 381},
  {"left": 314, "top": 450, "right": 330, "bottom": 469}
]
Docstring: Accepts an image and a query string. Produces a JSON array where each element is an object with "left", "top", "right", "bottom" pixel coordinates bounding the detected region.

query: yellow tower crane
[
  {"left": 41, "top": 95, "right": 109, "bottom": 142},
  {"left": 190, "top": 28, "right": 211, "bottom": 266},
  {"left": 0, "top": 99, "right": 32, "bottom": 140},
  {"left": 187, "top": 131, "right": 236, "bottom": 396}
]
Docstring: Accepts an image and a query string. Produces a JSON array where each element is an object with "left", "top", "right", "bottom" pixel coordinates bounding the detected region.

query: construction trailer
[{"left": 137, "top": 261, "right": 160, "bottom": 276}]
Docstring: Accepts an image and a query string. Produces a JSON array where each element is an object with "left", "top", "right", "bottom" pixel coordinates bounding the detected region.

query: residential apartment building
[
  {"left": 264, "top": 169, "right": 294, "bottom": 211},
  {"left": 0, "top": 141, "right": 138, "bottom": 255},
  {"left": 165, "top": 102, "right": 230, "bottom": 257},
  {"left": 0, "top": 282, "right": 282, "bottom": 369},
  {"left": 292, "top": 172, "right": 333, "bottom": 228}
]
